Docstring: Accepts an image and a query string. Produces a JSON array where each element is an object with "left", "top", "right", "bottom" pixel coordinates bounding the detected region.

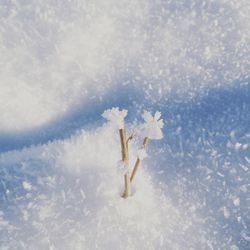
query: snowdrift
[{"left": 0, "top": 124, "right": 215, "bottom": 249}]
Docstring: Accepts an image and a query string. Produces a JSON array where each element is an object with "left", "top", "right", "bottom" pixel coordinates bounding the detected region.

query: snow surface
[
  {"left": 0, "top": 0, "right": 250, "bottom": 249},
  {"left": 0, "top": 124, "right": 214, "bottom": 249}
]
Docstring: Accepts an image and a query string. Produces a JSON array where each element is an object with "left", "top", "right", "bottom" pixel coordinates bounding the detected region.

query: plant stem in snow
[
  {"left": 130, "top": 137, "right": 149, "bottom": 183},
  {"left": 119, "top": 129, "right": 131, "bottom": 198}
]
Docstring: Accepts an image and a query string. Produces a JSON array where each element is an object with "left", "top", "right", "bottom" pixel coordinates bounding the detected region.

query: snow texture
[
  {"left": 0, "top": 124, "right": 210, "bottom": 250},
  {"left": 0, "top": 0, "right": 250, "bottom": 249}
]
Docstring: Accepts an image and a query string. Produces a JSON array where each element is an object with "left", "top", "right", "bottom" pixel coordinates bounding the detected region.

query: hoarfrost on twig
[
  {"left": 137, "top": 148, "right": 147, "bottom": 160},
  {"left": 102, "top": 107, "right": 128, "bottom": 129},
  {"left": 117, "top": 160, "right": 129, "bottom": 176},
  {"left": 142, "top": 111, "right": 164, "bottom": 140}
]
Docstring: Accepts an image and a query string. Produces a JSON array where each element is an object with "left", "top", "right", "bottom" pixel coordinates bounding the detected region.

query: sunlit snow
[{"left": 0, "top": 0, "right": 249, "bottom": 249}]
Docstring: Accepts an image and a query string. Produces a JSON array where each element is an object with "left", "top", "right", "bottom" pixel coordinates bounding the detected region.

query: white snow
[
  {"left": 235, "top": 142, "right": 242, "bottom": 151},
  {"left": 0, "top": 123, "right": 209, "bottom": 249},
  {"left": 22, "top": 181, "right": 32, "bottom": 191},
  {"left": 0, "top": 0, "right": 249, "bottom": 132},
  {"left": 0, "top": 0, "right": 249, "bottom": 249},
  {"left": 223, "top": 207, "right": 231, "bottom": 219},
  {"left": 233, "top": 198, "right": 240, "bottom": 207}
]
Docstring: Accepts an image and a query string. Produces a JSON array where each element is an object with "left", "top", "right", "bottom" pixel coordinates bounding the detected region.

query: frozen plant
[
  {"left": 102, "top": 107, "right": 131, "bottom": 198},
  {"left": 102, "top": 107, "right": 128, "bottom": 129},
  {"left": 103, "top": 108, "right": 164, "bottom": 198},
  {"left": 130, "top": 111, "right": 164, "bottom": 184}
]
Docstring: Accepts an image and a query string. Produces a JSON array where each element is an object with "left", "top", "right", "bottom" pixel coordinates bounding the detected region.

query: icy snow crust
[{"left": 0, "top": 0, "right": 250, "bottom": 249}]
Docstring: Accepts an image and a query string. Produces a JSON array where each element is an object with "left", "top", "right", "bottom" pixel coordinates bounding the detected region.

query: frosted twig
[
  {"left": 130, "top": 111, "right": 164, "bottom": 183},
  {"left": 130, "top": 137, "right": 149, "bottom": 183},
  {"left": 103, "top": 107, "right": 131, "bottom": 198},
  {"left": 119, "top": 129, "right": 131, "bottom": 198}
]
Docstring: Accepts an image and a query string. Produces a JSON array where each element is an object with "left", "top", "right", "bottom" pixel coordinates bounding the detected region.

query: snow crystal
[
  {"left": 223, "top": 207, "right": 231, "bottom": 219},
  {"left": 234, "top": 142, "right": 242, "bottom": 151},
  {"left": 22, "top": 181, "right": 32, "bottom": 191},
  {"left": 233, "top": 198, "right": 240, "bottom": 207},
  {"left": 241, "top": 231, "right": 250, "bottom": 242},
  {"left": 245, "top": 157, "right": 250, "bottom": 164},
  {"left": 102, "top": 107, "right": 128, "bottom": 129},
  {"left": 141, "top": 111, "right": 164, "bottom": 140}
]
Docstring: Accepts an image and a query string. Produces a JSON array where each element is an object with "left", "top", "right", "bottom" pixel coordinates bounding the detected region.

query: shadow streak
[{"left": 0, "top": 83, "right": 144, "bottom": 153}]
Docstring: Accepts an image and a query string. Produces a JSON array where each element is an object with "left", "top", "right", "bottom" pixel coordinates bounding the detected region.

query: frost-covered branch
[
  {"left": 102, "top": 107, "right": 127, "bottom": 129},
  {"left": 103, "top": 107, "right": 131, "bottom": 198},
  {"left": 130, "top": 111, "right": 164, "bottom": 183},
  {"left": 102, "top": 108, "right": 164, "bottom": 198},
  {"left": 130, "top": 137, "right": 149, "bottom": 183},
  {"left": 141, "top": 111, "right": 164, "bottom": 140}
]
